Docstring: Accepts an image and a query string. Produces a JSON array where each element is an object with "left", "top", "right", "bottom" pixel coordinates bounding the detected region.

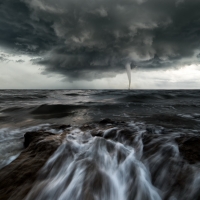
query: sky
[{"left": 1, "top": 0, "right": 200, "bottom": 89}]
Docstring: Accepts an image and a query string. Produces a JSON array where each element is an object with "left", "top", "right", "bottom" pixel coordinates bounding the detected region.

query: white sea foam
[
  {"left": 26, "top": 123, "right": 162, "bottom": 200},
  {"left": 25, "top": 122, "right": 200, "bottom": 200}
]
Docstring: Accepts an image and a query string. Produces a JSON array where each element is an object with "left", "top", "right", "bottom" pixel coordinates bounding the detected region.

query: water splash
[
  {"left": 25, "top": 124, "right": 161, "bottom": 200},
  {"left": 25, "top": 122, "right": 200, "bottom": 200}
]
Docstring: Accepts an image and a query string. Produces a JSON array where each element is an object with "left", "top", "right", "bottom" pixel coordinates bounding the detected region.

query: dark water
[
  {"left": 1, "top": 90, "right": 200, "bottom": 200},
  {"left": 1, "top": 90, "right": 200, "bottom": 128}
]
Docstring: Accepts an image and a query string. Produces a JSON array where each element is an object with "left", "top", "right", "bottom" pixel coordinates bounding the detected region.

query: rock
[
  {"left": 176, "top": 136, "right": 200, "bottom": 164},
  {"left": 0, "top": 131, "right": 65, "bottom": 200},
  {"left": 24, "top": 131, "right": 55, "bottom": 148},
  {"left": 80, "top": 124, "right": 93, "bottom": 131},
  {"left": 91, "top": 130, "right": 104, "bottom": 137},
  {"left": 58, "top": 124, "right": 71, "bottom": 129},
  {"left": 51, "top": 124, "right": 71, "bottom": 130},
  {"left": 99, "top": 118, "right": 114, "bottom": 124}
]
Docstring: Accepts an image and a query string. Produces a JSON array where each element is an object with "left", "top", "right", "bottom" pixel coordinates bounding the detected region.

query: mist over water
[{"left": 1, "top": 90, "right": 200, "bottom": 199}]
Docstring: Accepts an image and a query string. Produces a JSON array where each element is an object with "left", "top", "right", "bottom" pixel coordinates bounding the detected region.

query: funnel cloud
[{"left": 126, "top": 63, "right": 132, "bottom": 89}]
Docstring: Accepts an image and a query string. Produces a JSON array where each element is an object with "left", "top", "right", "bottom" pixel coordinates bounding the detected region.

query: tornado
[{"left": 126, "top": 63, "right": 131, "bottom": 89}]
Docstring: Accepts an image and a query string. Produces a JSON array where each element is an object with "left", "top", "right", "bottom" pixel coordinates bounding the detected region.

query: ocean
[
  {"left": 0, "top": 90, "right": 200, "bottom": 199},
  {"left": 1, "top": 90, "right": 200, "bottom": 128}
]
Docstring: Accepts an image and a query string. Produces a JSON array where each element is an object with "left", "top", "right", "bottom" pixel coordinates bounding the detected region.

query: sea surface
[
  {"left": 1, "top": 90, "right": 200, "bottom": 199},
  {"left": 1, "top": 90, "right": 200, "bottom": 128}
]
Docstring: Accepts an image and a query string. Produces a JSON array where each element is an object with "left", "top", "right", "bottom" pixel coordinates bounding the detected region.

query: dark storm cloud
[
  {"left": 0, "top": 0, "right": 57, "bottom": 54},
  {"left": 1, "top": 0, "right": 200, "bottom": 80}
]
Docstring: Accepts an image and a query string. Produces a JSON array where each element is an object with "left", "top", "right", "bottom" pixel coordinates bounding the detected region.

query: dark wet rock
[
  {"left": 51, "top": 124, "right": 71, "bottom": 130},
  {"left": 59, "top": 124, "right": 71, "bottom": 129},
  {"left": 99, "top": 118, "right": 114, "bottom": 124},
  {"left": 0, "top": 131, "right": 65, "bottom": 200},
  {"left": 91, "top": 130, "right": 104, "bottom": 137},
  {"left": 24, "top": 131, "right": 55, "bottom": 148},
  {"left": 176, "top": 136, "right": 200, "bottom": 164},
  {"left": 80, "top": 124, "right": 94, "bottom": 131}
]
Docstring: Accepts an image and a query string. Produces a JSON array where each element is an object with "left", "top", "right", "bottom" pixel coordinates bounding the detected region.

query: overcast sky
[{"left": 1, "top": 0, "right": 200, "bottom": 89}]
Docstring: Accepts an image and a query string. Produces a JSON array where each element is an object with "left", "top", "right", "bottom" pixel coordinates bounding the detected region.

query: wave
[
  {"left": 31, "top": 104, "right": 87, "bottom": 115},
  {"left": 1, "top": 106, "right": 23, "bottom": 113}
]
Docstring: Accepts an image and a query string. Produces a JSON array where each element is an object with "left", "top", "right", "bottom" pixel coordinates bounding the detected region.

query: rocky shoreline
[{"left": 0, "top": 120, "right": 200, "bottom": 200}]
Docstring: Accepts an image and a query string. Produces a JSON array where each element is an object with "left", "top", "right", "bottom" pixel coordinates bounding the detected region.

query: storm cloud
[{"left": 1, "top": 0, "right": 200, "bottom": 80}]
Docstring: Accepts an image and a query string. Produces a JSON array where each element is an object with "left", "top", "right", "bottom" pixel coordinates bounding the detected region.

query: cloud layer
[{"left": 1, "top": 0, "right": 200, "bottom": 80}]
